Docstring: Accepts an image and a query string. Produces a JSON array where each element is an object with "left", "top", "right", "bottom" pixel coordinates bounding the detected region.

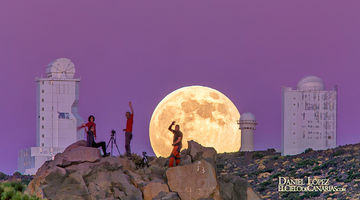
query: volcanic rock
[
  {"left": 26, "top": 140, "right": 262, "bottom": 200},
  {"left": 153, "top": 191, "right": 181, "bottom": 200},
  {"left": 143, "top": 181, "right": 169, "bottom": 200},
  {"left": 26, "top": 142, "right": 142, "bottom": 200},
  {"left": 187, "top": 140, "right": 217, "bottom": 167},
  {"left": 166, "top": 159, "right": 221, "bottom": 200},
  {"left": 218, "top": 174, "right": 248, "bottom": 200}
]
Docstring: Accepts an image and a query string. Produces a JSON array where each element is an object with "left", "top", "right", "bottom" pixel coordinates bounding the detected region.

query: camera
[{"left": 111, "top": 129, "right": 116, "bottom": 136}]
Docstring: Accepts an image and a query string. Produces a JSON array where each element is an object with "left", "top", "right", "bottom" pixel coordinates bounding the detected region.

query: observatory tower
[
  {"left": 238, "top": 112, "right": 257, "bottom": 151},
  {"left": 281, "top": 76, "right": 337, "bottom": 156},
  {"left": 18, "top": 58, "right": 83, "bottom": 175}
]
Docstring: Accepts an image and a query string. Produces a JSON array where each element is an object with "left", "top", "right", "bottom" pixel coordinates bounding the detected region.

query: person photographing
[
  {"left": 168, "top": 121, "right": 183, "bottom": 167},
  {"left": 123, "top": 101, "right": 134, "bottom": 157}
]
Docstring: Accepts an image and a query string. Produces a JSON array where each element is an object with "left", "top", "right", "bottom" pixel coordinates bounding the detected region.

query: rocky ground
[
  {"left": 26, "top": 140, "right": 258, "bottom": 200},
  {"left": 24, "top": 140, "right": 360, "bottom": 200},
  {"left": 216, "top": 144, "right": 360, "bottom": 200}
]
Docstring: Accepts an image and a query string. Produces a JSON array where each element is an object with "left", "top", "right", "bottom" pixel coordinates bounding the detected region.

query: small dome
[
  {"left": 46, "top": 58, "right": 75, "bottom": 79},
  {"left": 297, "top": 76, "right": 324, "bottom": 91},
  {"left": 240, "top": 112, "right": 256, "bottom": 121}
]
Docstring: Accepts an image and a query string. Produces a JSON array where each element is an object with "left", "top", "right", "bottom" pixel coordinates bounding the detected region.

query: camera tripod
[{"left": 106, "top": 130, "right": 121, "bottom": 156}]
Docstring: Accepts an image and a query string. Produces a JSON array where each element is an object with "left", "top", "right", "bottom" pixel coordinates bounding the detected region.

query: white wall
[{"left": 282, "top": 88, "right": 337, "bottom": 155}]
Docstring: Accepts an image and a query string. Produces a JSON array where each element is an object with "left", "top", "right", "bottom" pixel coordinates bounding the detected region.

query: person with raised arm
[
  {"left": 168, "top": 121, "right": 183, "bottom": 167},
  {"left": 123, "top": 102, "right": 134, "bottom": 157}
]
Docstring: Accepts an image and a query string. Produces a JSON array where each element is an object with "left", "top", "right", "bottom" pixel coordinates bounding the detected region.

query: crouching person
[{"left": 87, "top": 125, "right": 110, "bottom": 157}]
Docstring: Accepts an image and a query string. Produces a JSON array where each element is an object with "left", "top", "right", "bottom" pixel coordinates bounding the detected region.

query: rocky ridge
[{"left": 26, "top": 140, "right": 259, "bottom": 200}]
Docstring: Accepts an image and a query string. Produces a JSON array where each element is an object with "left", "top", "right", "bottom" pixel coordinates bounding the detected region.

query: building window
[
  {"left": 58, "top": 112, "right": 70, "bottom": 119},
  {"left": 41, "top": 90, "right": 44, "bottom": 93},
  {"left": 42, "top": 134, "right": 44, "bottom": 138},
  {"left": 41, "top": 98, "right": 44, "bottom": 102},
  {"left": 41, "top": 143, "right": 44, "bottom": 147},
  {"left": 42, "top": 125, "right": 44, "bottom": 129},
  {"left": 42, "top": 117, "right": 44, "bottom": 121},
  {"left": 42, "top": 107, "right": 44, "bottom": 111}
]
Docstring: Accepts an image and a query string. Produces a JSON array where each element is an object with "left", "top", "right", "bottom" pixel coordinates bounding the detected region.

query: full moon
[{"left": 149, "top": 85, "right": 241, "bottom": 157}]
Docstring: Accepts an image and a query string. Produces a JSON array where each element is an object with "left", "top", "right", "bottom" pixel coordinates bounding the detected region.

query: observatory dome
[
  {"left": 46, "top": 58, "right": 75, "bottom": 79},
  {"left": 297, "top": 76, "right": 324, "bottom": 91},
  {"left": 240, "top": 112, "right": 256, "bottom": 121}
]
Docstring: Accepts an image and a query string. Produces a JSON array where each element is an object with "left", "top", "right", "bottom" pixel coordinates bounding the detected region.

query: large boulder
[
  {"left": 26, "top": 141, "right": 144, "bottom": 200},
  {"left": 54, "top": 146, "right": 101, "bottom": 167},
  {"left": 124, "top": 168, "right": 148, "bottom": 189},
  {"left": 85, "top": 170, "right": 142, "bottom": 200},
  {"left": 218, "top": 174, "right": 248, "bottom": 200},
  {"left": 26, "top": 164, "right": 67, "bottom": 198},
  {"left": 143, "top": 181, "right": 169, "bottom": 200},
  {"left": 166, "top": 160, "right": 221, "bottom": 200},
  {"left": 64, "top": 140, "right": 87, "bottom": 152},
  {"left": 188, "top": 140, "right": 217, "bottom": 167},
  {"left": 179, "top": 155, "right": 192, "bottom": 166},
  {"left": 42, "top": 171, "right": 89, "bottom": 200}
]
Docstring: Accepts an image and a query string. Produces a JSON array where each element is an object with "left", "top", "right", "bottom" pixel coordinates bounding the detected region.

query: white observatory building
[
  {"left": 281, "top": 76, "right": 337, "bottom": 156},
  {"left": 18, "top": 58, "right": 83, "bottom": 175},
  {"left": 238, "top": 112, "right": 257, "bottom": 151}
]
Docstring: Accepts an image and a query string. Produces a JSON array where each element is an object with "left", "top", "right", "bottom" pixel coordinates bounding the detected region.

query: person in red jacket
[
  {"left": 78, "top": 115, "right": 97, "bottom": 139},
  {"left": 168, "top": 121, "right": 183, "bottom": 167},
  {"left": 123, "top": 102, "right": 134, "bottom": 157}
]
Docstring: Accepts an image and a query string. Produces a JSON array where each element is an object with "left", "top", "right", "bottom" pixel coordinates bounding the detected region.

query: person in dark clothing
[
  {"left": 87, "top": 125, "right": 109, "bottom": 157},
  {"left": 168, "top": 121, "right": 183, "bottom": 167},
  {"left": 123, "top": 101, "right": 134, "bottom": 157}
]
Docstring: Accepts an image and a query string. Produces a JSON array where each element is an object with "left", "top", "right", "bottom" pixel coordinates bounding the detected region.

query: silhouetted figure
[
  {"left": 87, "top": 125, "right": 109, "bottom": 157},
  {"left": 168, "top": 121, "right": 183, "bottom": 167},
  {"left": 123, "top": 102, "right": 134, "bottom": 157}
]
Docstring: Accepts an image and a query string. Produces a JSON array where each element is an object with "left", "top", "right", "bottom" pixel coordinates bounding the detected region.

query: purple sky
[{"left": 1, "top": 1, "right": 359, "bottom": 174}]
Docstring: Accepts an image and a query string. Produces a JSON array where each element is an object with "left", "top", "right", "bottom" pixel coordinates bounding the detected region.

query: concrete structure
[
  {"left": 18, "top": 58, "right": 83, "bottom": 175},
  {"left": 281, "top": 76, "right": 337, "bottom": 155},
  {"left": 238, "top": 112, "right": 257, "bottom": 151}
]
